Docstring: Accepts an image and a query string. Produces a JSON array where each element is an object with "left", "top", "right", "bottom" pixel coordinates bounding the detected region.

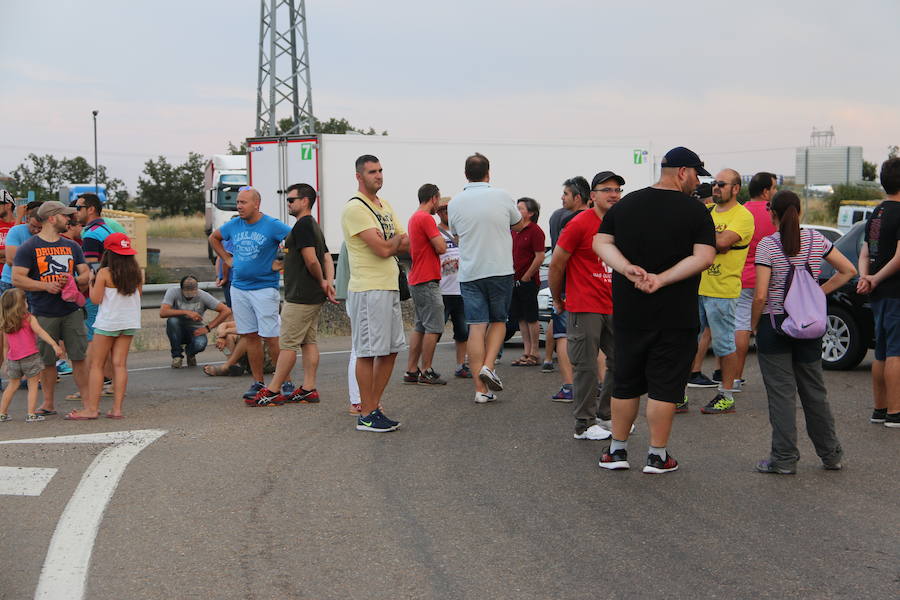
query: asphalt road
[{"left": 0, "top": 340, "right": 897, "bottom": 600}]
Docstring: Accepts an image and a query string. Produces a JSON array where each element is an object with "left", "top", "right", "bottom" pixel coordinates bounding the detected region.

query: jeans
[{"left": 166, "top": 317, "right": 208, "bottom": 358}]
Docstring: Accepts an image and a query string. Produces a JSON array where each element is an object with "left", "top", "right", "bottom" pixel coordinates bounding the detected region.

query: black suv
[{"left": 819, "top": 221, "right": 874, "bottom": 370}]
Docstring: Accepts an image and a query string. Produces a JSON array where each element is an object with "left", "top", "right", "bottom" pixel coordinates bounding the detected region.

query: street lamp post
[{"left": 92, "top": 110, "right": 99, "bottom": 195}]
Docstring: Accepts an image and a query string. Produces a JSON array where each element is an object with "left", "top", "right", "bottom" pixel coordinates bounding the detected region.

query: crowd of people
[{"left": 2, "top": 150, "right": 897, "bottom": 475}]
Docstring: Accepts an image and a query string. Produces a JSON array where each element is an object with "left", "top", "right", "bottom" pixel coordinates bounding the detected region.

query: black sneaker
[
  {"left": 599, "top": 447, "right": 630, "bottom": 470},
  {"left": 643, "top": 453, "right": 679, "bottom": 474},
  {"left": 711, "top": 369, "right": 722, "bottom": 383},
  {"left": 418, "top": 368, "right": 447, "bottom": 385},
  {"left": 687, "top": 372, "right": 717, "bottom": 388},
  {"left": 755, "top": 459, "right": 796, "bottom": 475},
  {"left": 885, "top": 412, "right": 900, "bottom": 428},
  {"left": 356, "top": 409, "right": 400, "bottom": 432},
  {"left": 403, "top": 370, "right": 421, "bottom": 384},
  {"left": 870, "top": 408, "right": 887, "bottom": 423},
  {"left": 700, "top": 393, "right": 735, "bottom": 414}
]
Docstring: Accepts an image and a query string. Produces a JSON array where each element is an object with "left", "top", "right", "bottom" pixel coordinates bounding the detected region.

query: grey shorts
[
  {"left": 37, "top": 311, "right": 88, "bottom": 366},
  {"left": 347, "top": 290, "right": 406, "bottom": 358},
  {"left": 735, "top": 288, "right": 754, "bottom": 332},
  {"left": 410, "top": 280, "right": 445, "bottom": 334},
  {"left": 4, "top": 352, "right": 44, "bottom": 380}
]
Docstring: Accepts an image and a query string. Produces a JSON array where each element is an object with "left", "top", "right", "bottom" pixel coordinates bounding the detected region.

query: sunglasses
[
  {"left": 286, "top": 196, "right": 300, "bottom": 204},
  {"left": 712, "top": 181, "right": 735, "bottom": 188},
  {"left": 238, "top": 186, "right": 253, "bottom": 191}
]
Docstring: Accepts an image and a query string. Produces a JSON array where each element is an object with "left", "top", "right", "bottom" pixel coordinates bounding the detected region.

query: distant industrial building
[{"left": 795, "top": 127, "right": 863, "bottom": 185}]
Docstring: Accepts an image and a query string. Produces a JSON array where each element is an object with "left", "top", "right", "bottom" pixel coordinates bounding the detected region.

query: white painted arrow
[{"left": 0, "top": 429, "right": 167, "bottom": 600}]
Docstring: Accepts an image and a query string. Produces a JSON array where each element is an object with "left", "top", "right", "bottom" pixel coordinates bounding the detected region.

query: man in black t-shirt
[
  {"left": 254, "top": 183, "right": 336, "bottom": 405},
  {"left": 12, "top": 201, "right": 91, "bottom": 416},
  {"left": 594, "top": 147, "right": 716, "bottom": 473},
  {"left": 858, "top": 157, "right": 900, "bottom": 428}
]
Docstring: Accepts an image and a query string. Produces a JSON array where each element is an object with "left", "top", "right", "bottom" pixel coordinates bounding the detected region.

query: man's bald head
[{"left": 235, "top": 187, "right": 262, "bottom": 221}]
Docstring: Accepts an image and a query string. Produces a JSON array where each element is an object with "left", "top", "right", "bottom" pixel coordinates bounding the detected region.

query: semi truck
[
  {"left": 203, "top": 154, "right": 248, "bottom": 261},
  {"left": 59, "top": 183, "right": 107, "bottom": 205},
  {"left": 245, "top": 134, "right": 655, "bottom": 252}
]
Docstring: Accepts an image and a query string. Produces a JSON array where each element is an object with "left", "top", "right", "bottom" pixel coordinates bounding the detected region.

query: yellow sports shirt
[
  {"left": 341, "top": 194, "right": 406, "bottom": 292},
  {"left": 699, "top": 203, "right": 755, "bottom": 299}
]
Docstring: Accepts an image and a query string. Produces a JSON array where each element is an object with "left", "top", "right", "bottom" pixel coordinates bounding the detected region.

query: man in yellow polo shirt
[
  {"left": 341, "top": 154, "right": 409, "bottom": 432},
  {"left": 694, "top": 168, "right": 754, "bottom": 415}
]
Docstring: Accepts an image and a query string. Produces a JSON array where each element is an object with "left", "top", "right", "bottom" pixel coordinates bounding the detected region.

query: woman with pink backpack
[{"left": 751, "top": 190, "right": 856, "bottom": 474}]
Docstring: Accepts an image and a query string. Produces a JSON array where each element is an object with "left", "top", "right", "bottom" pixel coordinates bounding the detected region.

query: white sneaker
[
  {"left": 574, "top": 424, "right": 612, "bottom": 440},
  {"left": 478, "top": 366, "right": 504, "bottom": 391},
  {"left": 474, "top": 391, "right": 497, "bottom": 404},
  {"left": 594, "top": 418, "right": 635, "bottom": 433}
]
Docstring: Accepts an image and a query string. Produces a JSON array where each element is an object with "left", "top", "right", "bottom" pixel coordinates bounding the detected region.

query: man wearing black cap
[
  {"left": 593, "top": 147, "right": 716, "bottom": 474},
  {"left": 550, "top": 171, "right": 623, "bottom": 440},
  {"left": 0, "top": 191, "right": 17, "bottom": 278}
]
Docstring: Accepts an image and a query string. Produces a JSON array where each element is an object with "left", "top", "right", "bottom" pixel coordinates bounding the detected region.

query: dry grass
[
  {"left": 801, "top": 197, "right": 834, "bottom": 226},
  {"left": 148, "top": 215, "right": 205, "bottom": 238}
]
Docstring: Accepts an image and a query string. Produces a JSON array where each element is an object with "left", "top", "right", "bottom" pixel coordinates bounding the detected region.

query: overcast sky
[{"left": 1, "top": 0, "right": 897, "bottom": 193}]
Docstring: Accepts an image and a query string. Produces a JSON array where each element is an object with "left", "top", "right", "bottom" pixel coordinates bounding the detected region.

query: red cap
[{"left": 103, "top": 232, "right": 137, "bottom": 255}]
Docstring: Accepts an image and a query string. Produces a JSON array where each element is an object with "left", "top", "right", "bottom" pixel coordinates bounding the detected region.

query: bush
[{"left": 825, "top": 184, "right": 883, "bottom": 220}]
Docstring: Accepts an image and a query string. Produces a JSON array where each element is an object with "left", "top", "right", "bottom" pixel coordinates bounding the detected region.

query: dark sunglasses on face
[
  {"left": 286, "top": 196, "right": 300, "bottom": 204},
  {"left": 712, "top": 181, "right": 735, "bottom": 188}
]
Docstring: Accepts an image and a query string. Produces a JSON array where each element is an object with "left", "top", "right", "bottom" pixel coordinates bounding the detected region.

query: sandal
[
  {"left": 105, "top": 413, "right": 125, "bottom": 420},
  {"left": 511, "top": 355, "right": 532, "bottom": 366},
  {"left": 203, "top": 364, "right": 227, "bottom": 376},
  {"left": 34, "top": 408, "right": 57, "bottom": 416},
  {"left": 64, "top": 411, "right": 97, "bottom": 420},
  {"left": 65, "top": 392, "right": 82, "bottom": 401}
]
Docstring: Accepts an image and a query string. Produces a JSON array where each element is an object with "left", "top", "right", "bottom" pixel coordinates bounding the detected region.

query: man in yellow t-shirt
[
  {"left": 695, "top": 168, "right": 754, "bottom": 415},
  {"left": 340, "top": 154, "right": 409, "bottom": 433}
]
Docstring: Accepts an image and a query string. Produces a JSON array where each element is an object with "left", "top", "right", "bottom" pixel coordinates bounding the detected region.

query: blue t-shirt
[
  {"left": 1, "top": 224, "right": 34, "bottom": 284},
  {"left": 220, "top": 214, "right": 290, "bottom": 290}
]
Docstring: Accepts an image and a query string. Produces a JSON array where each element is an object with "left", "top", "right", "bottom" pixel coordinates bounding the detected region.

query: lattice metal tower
[
  {"left": 809, "top": 126, "right": 835, "bottom": 148},
  {"left": 256, "top": 0, "right": 315, "bottom": 136}
]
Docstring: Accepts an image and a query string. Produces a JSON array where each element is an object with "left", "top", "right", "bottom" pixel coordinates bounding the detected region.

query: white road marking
[
  {"left": 0, "top": 429, "right": 167, "bottom": 600},
  {"left": 0, "top": 466, "right": 57, "bottom": 496}
]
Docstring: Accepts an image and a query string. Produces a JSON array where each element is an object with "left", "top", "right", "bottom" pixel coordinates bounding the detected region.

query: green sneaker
[
  {"left": 0, "top": 413, "right": 10, "bottom": 422},
  {"left": 700, "top": 393, "right": 735, "bottom": 414},
  {"left": 675, "top": 396, "right": 689, "bottom": 414}
]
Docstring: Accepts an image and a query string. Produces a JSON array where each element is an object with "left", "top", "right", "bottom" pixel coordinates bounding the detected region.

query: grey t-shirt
[{"left": 162, "top": 287, "right": 220, "bottom": 329}]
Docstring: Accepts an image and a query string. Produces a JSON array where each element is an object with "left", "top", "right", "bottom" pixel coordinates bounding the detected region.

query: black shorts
[
  {"left": 612, "top": 325, "right": 697, "bottom": 404},
  {"left": 508, "top": 280, "right": 539, "bottom": 323}
]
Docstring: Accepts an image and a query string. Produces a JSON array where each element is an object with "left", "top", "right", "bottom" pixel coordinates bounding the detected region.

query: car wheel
[{"left": 822, "top": 305, "right": 866, "bottom": 370}]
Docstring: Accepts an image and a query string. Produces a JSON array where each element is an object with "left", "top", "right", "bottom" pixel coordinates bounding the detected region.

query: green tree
[
  {"left": 6, "top": 153, "right": 127, "bottom": 206},
  {"left": 276, "top": 116, "right": 386, "bottom": 136},
  {"left": 863, "top": 160, "right": 877, "bottom": 181},
  {"left": 137, "top": 152, "right": 206, "bottom": 217},
  {"left": 226, "top": 140, "right": 247, "bottom": 155}
]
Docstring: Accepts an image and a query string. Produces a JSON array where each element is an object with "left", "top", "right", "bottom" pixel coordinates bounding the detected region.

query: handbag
[{"left": 352, "top": 197, "right": 410, "bottom": 300}]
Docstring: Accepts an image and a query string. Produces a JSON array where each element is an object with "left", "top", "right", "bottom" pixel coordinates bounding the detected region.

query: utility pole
[
  {"left": 256, "top": 0, "right": 315, "bottom": 137},
  {"left": 92, "top": 110, "right": 99, "bottom": 194}
]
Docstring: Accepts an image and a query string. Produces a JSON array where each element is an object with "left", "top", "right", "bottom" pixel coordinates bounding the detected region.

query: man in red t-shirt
[
  {"left": 550, "top": 171, "right": 622, "bottom": 440},
  {"left": 509, "top": 198, "right": 546, "bottom": 366},
  {"left": 735, "top": 172, "right": 777, "bottom": 383},
  {"left": 0, "top": 191, "right": 18, "bottom": 270},
  {"left": 404, "top": 184, "right": 448, "bottom": 385}
]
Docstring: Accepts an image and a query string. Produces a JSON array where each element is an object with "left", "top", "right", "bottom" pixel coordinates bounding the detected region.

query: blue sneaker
[
  {"left": 281, "top": 382, "right": 295, "bottom": 397},
  {"left": 242, "top": 381, "right": 265, "bottom": 400},
  {"left": 551, "top": 385, "right": 573, "bottom": 402},
  {"left": 56, "top": 360, "right": 73, "bottom": 376},
  {"left": 356, "top": 408, "right": 400, "bottom": 432}
]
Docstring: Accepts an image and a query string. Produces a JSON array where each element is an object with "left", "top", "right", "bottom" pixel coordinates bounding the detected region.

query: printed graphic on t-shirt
[
  {"left": 868, "top": 210, "right": 882, "bottom": 256},
  {"left": 35, "top": 246, "right": 74, "bottom": 281},
  {"left": 232, "top": 231, "right": 268, "bottom": 262}
]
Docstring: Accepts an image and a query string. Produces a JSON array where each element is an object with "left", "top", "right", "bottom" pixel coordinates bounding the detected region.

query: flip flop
[
  {"left": 64, "top": 411, "right": 97, "bottom": 421},
  {"left": 510, "top": 355, "right": 531, "bottom": 366},
  {"left": 65, "top": 392, "right": 82, "bottom": 401},
  {"left": 203, "top": 364, "right": 226, "bottom": 376},
  {"left": 105, "top": 414, "right": 125, "bottom": 420},
  {"left": 34, "top": 408, "right": 57, "bottom": 416}
]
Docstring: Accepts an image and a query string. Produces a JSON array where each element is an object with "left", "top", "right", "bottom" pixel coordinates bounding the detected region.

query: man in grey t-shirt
[
  {"left": 159, "top": 276, "right": 232, "bottom": 368},
  {"left": 448, "top": 153, "right": 526, "bottom": 403}
]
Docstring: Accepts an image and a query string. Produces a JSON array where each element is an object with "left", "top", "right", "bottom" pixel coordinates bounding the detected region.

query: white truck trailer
[{"left": 245, "top": 134, "right": 655, "bottom": 252}]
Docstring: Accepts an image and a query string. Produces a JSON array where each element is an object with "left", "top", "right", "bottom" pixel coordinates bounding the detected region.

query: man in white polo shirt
[{"left": 448, "top": 153, "right": 526, "bottom": 403}]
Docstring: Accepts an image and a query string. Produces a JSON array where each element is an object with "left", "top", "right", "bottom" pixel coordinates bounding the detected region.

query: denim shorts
[
  {"left": 459, "top": 275, "right": 513, "bottom": 325},
  {"left": 872, "top": 297, "right": 900, "bottom": 360},
  {"left": 551, "top": 306, "right": 568, "bottom": 339},
  {"left": 698, "top": 295, "right": 737, "bottom": 357}
]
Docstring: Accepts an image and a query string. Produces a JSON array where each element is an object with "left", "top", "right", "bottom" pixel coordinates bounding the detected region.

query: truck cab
[
  {"left": 59, "top": 183, "right": 108, "bottom": 205},
  {"left": 204, "top": 155, "right": 247, "bottom": 262}
]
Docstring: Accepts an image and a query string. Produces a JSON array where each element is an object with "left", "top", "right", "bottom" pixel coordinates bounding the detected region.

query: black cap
[
  {"left": 591, "top": 171, "right": 625, "bottom": 189},
  {"left": 660, "top": 147, "right": 711, "bottom": 176}
]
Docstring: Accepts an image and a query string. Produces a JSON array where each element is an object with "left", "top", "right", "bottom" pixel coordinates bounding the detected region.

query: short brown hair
[{"left": 464, "top": 153, "right": 490, "bottom": 182}]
